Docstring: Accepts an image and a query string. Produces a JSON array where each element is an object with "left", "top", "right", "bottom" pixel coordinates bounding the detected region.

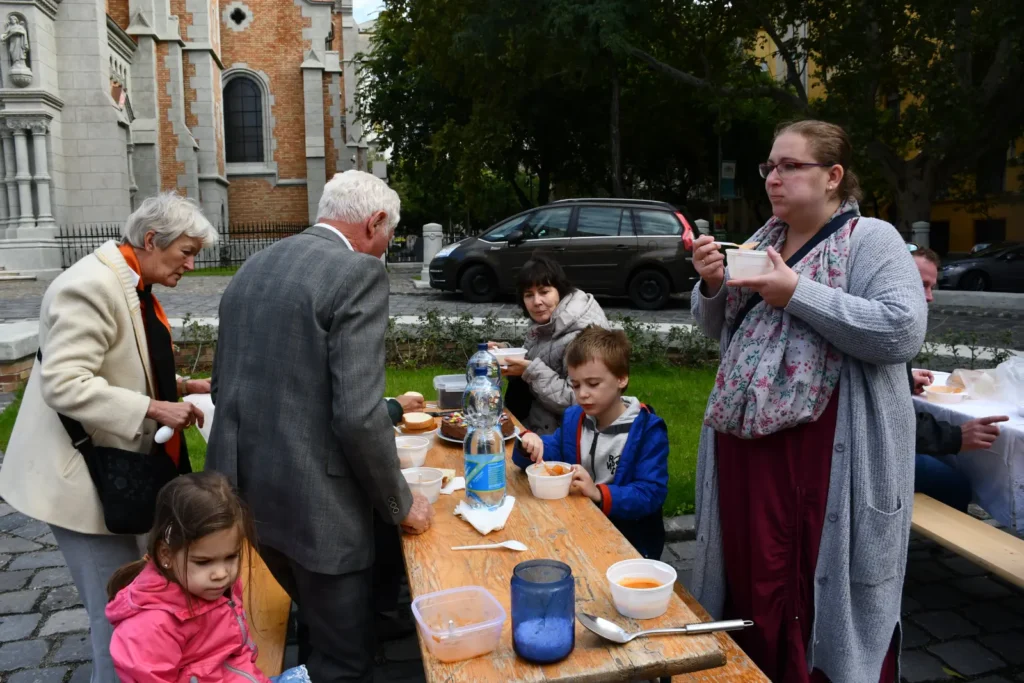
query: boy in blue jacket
[{"left": 513, "top": 326, "right": 668, "bottom": 559}]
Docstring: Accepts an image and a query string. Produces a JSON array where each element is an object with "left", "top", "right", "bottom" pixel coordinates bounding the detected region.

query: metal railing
[{"left": 56, "top": 222, "right": 309, "bottom": 270}]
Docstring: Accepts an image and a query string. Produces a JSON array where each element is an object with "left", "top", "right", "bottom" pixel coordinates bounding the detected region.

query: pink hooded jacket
[{"left": 106, "top": 562, "right": 272, "bottom": 683}]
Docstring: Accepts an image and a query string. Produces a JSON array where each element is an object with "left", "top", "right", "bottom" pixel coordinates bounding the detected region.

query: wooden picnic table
[{"left": 399, "top": 410, "right": 726, "bottom": 682}]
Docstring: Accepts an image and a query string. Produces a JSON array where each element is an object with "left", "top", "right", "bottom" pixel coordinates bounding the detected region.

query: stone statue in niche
[{"left": 2, "top": 15, "right": 31, "bottom": 87}]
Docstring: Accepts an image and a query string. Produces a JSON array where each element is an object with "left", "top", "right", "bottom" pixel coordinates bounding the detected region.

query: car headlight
[
  {"left": 942, "top": 263, "right": 966, "bottom": 272},
  {"left": 434, "top": 242, "right": 461, "bottom": 259}
]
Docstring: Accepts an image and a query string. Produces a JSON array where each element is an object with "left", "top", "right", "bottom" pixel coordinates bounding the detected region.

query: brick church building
[{"left": 0, "top": 0, "right": 377, "bottom": 273}]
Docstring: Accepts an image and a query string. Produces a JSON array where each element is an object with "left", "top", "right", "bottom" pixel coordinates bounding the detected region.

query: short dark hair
[
  {"left": 566, "top": 326, "right": 630, "bottom": 379},
  {"left": 913, "top": 247, "right": 941, "bottom": 268},
  {"left": 516, "top": 254, "right": 575, "bottom": 314}
]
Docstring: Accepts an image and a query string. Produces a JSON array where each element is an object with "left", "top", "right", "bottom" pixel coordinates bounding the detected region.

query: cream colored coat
[{"left": 0, "top": 241, "right": 161, "bottom": 535}]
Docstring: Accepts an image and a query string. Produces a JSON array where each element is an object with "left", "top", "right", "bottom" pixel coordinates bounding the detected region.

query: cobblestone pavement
[
  {"left": 0, "top": 491, "right": 1020, "bottom": 683},
  {"left": 2, "top": 274, "right": 1023, "bottom": 349}
]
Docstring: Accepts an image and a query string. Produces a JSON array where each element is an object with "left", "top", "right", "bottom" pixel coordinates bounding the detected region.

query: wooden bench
[
  {"left": 242, "top": 548, "right": 293, "bottom": 677},
  {"left": 911, "top": 493, "right": 1024, "bottom": 590}
]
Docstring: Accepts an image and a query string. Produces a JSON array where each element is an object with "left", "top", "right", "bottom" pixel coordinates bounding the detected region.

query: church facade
[{"left": 0, "top": 0, "right": 375, "bottom": 272}]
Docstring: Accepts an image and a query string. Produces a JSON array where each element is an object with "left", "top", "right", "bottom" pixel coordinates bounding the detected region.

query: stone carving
[
  {"left": 3, "top": 116, "right": 48, "bottom": 133},
  {"left": 2, "top": 15, "right": 31, "bottom": 87}
]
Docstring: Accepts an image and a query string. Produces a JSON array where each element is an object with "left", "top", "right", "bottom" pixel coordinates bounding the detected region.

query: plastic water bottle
[
  {"left": 463, "top": 366, "right": 507, "bottom": 509},
  {"left": 466, "top": 343, "right": 501, "bottom": 386},
  {"left": 463, "top": 366, "right": 503, "bottom": 427},
  {"left": 464, "top": 423, "right": 507, "bottom": 510}
]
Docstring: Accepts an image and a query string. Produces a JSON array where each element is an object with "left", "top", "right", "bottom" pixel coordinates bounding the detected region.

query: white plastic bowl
[
  {"left": 395, "top": 436, "right": 430, "bottom": 469},
  {"left": 726, "top": 249, "right": 773, "bottom": 280},
  {"left": 606, "top": 559, "right": 677, "bottom": 620},
  {"left": 923, "top": 384, "right": 967, "bottom": 405},
  {"left": 525, "top": 462, "right": 573, "bottom": 500},
  {"left": 1018, "top": 404, "right": 1024, "bottom": 418},
  {"left": 492, "top": 347, "right": 527, "bottom": 364},
  {"left": 402, "top": 467, "right": 444, "bottom": 504}
]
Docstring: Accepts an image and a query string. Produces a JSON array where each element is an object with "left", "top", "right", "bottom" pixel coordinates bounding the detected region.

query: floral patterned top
[{"left": 704, "top": 200, "right": 860, "bottom": 438}]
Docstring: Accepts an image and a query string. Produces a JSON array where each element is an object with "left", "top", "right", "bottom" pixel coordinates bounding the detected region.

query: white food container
[
  {"left": 402, "top": 467, "right": 444, "bottom": 504},
  {"left": 726, "top": 249, "right": 773, "bottom": 280},
  {"left": 395, "top": 436, "right": 430, "bottom": 469},
  {"left": 411, "top": 586, "right": 506, "bottom": 663},
  {"left": 492, "top": 347, "right": 527, "bottom": 365},
  {"left": 606, "top": 559, "right": 677, "bottom": 620},
  {"left": 923, "top": 384, "right": 967, "bottom": 405},
  {"left": 525, "top": 462, "right": 573, "bottom": 500}
]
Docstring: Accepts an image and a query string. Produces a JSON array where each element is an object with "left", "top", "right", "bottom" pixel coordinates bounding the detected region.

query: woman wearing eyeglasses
[{"left": 688, "top": 120, "right": 927, "bottom": 683}]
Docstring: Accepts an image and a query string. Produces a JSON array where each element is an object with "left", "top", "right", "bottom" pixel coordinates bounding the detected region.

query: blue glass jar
[{"left": 511, "top": 559, "right": 575, "bottom": 664}]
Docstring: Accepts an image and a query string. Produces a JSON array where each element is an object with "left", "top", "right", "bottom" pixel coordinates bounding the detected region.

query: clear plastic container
[
  {"left": 463, "top": 367, "right": 503, "bottom": 428},
  {"left": 466, "top": 343, "right": 501, "bottom": 385},
  {"left": 464, "top": 424, "right": 507, "bottom": 510},
  {"left": 411, "top": 586, "right": 506, "bottom": 663},
  {"left": 434, "top": 374, "right": 468, "bottom": 410}
]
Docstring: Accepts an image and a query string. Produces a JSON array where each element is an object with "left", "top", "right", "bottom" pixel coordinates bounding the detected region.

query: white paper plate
[{"left": 434, "top": 425, "right": 520, "bottom": 444}]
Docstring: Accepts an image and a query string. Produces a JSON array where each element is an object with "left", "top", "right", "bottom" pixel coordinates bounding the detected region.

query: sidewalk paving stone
[
  {"left": 0, "top": 614, "right": 40, "bottom": 642},
  {"left": 0, "top": 640, "right": 48, "bottom": 672},
  {"left": 929, "top": 640, "right": 1006, "bottom": 676},
  {"left": 913, "top": 610, "right": 981, "bottom": 639},
  {"left": 39, "top": 609, "right": 89, "bottom": 636},
  {"left": 8, "top": 667, "right": 68, "bottom": 683}
]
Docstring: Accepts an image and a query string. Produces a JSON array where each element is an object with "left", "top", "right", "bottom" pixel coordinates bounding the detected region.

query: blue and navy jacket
[{"left": 512, "top": 403, "right": 668, "bottom": 559}]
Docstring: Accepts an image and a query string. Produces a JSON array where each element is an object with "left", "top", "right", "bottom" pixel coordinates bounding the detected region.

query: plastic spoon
[
  {"left": 714, "top": 241, "right": 759, "bottom": 250},
  {"left": 577, "top": 612, "right": 753, "bottom": 644},
  {"left": 450, "top": 540, "right": 528, "bottom": 552},
  {"left": 155, "top": 425, "right": 174, "bottom": 444}
]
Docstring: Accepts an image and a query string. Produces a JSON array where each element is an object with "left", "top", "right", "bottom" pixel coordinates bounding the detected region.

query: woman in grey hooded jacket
[{"left": 494, "top": 255, "right": 610, "bottom": 434}]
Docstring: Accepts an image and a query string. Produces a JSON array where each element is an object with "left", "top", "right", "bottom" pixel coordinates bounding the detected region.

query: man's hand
[
  {"left": 960, "top": 416, "right": 1010, "bottom": 452},
  {"left": 400, "top": 493, "right": 434, "bottom": 535},
  {"left": 912, "top": 369, "right": 934, "bottom": 395},
  {"left": 520, "top": 432, "right": 544, "bottom": 462},
  {"left": 726, "top": 247, "right": 800, "bottom": 308},
  {"left": 570, "top": 465, "right": 601, "bottom": 503},
  {"left": 395, "top": 393, "right": 425, "bottom": 413}
]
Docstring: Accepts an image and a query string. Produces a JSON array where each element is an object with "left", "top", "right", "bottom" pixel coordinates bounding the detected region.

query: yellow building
[{"left": 755, "top": 33, "right": 1023, "bottom": 255}]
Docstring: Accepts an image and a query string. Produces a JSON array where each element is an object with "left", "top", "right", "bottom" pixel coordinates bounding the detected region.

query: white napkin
[
  {"left": 453, "top": 496, "right": 516, "bottom": 535},
  {"left": 440, "top": 476, "right": 466, "bottom": 495},
  {"left": 183, "top": 393, "right": 215, "bottom": 443}
]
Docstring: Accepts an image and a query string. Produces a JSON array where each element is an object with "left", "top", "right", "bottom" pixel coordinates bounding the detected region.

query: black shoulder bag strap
[
  {"left": 728, "top": 210, "right": 858, "bottom": 336},
  {"left": 36, "top": 348, "right": 102, "bottom": 475}
]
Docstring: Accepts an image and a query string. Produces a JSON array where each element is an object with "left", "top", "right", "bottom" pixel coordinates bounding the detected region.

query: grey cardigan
[{"left": 690, "top": 217, "right": 927, "bottom": 683}]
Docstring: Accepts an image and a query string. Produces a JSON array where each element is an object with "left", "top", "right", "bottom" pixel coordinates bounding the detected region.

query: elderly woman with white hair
[{"left": 0, "top": 192, "right": 218, "bottom": 683}]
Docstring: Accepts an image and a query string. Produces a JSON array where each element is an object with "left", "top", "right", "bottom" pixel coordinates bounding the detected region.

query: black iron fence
[{"left": 56, "top": 222, "right": 308, "bottom": 270}]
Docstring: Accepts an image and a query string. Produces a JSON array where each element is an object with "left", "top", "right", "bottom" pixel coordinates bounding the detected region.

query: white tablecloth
[{"left": 913, "top": 371, "right": 1024, "bottom": 532}]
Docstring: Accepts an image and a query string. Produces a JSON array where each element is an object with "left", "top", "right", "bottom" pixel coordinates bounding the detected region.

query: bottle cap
[{"left": 477, "top": 342, "right": 488, "bottom": 351}]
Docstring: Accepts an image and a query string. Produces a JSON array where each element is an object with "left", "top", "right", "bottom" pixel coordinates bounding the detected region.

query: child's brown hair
[
  {"left": 106, "top": 471, "right": 257, "bottom": 607},
  {"left": 565, "top": 326, "right": 631, "bottom": 379}
]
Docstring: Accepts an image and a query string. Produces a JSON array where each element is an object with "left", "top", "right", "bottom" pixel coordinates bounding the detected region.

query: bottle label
[{"left": 465, "top": 453, "right": 506, "bottom": 494}]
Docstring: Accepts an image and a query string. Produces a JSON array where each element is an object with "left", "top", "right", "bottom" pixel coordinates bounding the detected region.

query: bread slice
[
  {"left": 402, "top": 412, "right": 435, "bottom": 431},
  {"left": 437, "top": 468, "right": 456, "bottom": 487},
  {"left": 403, "top": 391, "right": 424, "bottom": 400}
]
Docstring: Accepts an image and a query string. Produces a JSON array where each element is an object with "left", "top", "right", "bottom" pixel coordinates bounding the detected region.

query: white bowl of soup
[
  {"left": 726, "top": 249, "right": 774, "bottom": 281},
  {"left": 606, "top": 559, "right": 677, "bottom": 620},
  {"left": 396, "top": 436, "right": 430, "bottom": 469},
  {"left": 923, "top": 384, "right": 966, "bottom": 405},
  {"left": 526, "top": 462, "right": 573, "bottom": 500}
]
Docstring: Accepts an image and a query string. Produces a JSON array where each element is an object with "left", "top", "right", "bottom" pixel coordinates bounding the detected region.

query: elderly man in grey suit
[{"left": 207, "top": 170, "right": 433, "bottom": 682}]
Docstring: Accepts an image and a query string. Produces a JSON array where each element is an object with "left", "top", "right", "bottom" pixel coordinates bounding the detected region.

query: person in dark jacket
[
  {"left": 514, "top": 327, "right": 668, "bottom": 559},
  {"left": 910, "top": 247, "right": 1008, "bottom": 511}
]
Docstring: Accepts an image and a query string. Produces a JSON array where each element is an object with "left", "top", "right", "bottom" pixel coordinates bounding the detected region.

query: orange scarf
[{"left": 118, "top": 244, "right": 182, "bottom": 466}]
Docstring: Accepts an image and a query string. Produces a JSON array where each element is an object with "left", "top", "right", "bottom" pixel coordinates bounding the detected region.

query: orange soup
[
  {"left": 927, "top": 385, "right": 963, "bottom": 394},
  {"left": 618, "top": 577, "right": 664, "bottom": 590}
]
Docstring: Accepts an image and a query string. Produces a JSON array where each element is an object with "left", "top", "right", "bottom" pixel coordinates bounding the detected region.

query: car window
[
  {"left": 635, "top": 210, "right": 682, "bottom": 236},
  {"left": 575, "top": 208, "right": 626, "bottom": 238},
  {"left": 480, "top": 214, "right": 530, "bottom": 242},
  {"left": 524, "top": 208, "right": 572, "bottom": 239}
]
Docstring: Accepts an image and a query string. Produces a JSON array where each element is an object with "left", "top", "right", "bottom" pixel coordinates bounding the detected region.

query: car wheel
[
  {"left": 459, "top": 264, "right": 498, "bottom": 303},
  {"left": 959, "top": 271, "right": 989, "bottom": 292},
  {"left": 628, "top": 269, "right": 671, "bottom": 310}
]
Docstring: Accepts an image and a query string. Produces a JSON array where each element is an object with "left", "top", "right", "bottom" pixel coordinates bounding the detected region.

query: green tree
[{"left": 618, "top": 0, "right": 1024, "bottom": 232}]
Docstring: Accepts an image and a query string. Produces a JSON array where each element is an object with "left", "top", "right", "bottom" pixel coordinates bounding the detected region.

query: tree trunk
[
  {"left": 508, "top": 175, "right": 533, "bottom": 209},
  {"left": 538, "top": 163, "right": 551, "bottom": 206},
  {"left": 610, "top": 69, "right": 624, "bottom": 197},
  {"left": 892, "top": 161, "right": 934, "bottom": 238}
]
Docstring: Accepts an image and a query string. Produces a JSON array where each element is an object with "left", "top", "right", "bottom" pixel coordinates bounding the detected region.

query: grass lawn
[
  {"left": 184, "top": 265, "right": 239, "bottom": 277},
  {"left": 1, "top": 365, "right": 713, "bottom": 515}
]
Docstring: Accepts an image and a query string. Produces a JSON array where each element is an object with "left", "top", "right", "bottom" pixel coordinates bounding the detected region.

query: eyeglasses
[{"left": 758, "top": 161, "right": 832, "bottom": 179}]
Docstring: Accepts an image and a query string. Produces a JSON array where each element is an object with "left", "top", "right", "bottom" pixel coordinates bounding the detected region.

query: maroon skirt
[{"left": 716, "top": 390, "right": 896, "bottom": 683}]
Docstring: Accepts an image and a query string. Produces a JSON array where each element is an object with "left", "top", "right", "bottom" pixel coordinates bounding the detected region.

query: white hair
[
  {"left": 121, "top": 192, "right": 218, "bottom": 250},
  {"left": 316, "top": 170, "right": 401, "bottom": 232}
]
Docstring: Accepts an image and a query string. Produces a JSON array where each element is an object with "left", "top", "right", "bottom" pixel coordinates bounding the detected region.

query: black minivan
[{"left": 428, "top": 198, "right": 698, "bottom": 310}]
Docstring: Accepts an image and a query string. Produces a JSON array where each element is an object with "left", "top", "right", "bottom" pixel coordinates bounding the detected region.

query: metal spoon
[
  {"left": 450, "top": 540, "right": 528, "bottom": 552},
  {"left": 577, "top": 612, "right": 753, "bottom": 644}
]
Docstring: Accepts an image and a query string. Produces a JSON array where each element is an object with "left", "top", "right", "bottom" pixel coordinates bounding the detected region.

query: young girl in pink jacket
[{"left": 105, "top": 472, "right": 308, "bottom": 683}]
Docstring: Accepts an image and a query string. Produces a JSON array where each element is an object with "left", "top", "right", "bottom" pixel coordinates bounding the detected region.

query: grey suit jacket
[{"left": 207, "top": 226, "right": 413, "bottom": 575}]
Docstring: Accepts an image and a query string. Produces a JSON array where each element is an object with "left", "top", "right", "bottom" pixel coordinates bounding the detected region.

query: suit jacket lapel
[{"left": 94, "top": 241, "right": 157, "bottom": 398}]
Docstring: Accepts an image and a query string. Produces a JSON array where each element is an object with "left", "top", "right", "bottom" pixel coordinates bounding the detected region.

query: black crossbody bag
[{"left": 37, "top": 348, "right": 180, "bottom": 535}]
